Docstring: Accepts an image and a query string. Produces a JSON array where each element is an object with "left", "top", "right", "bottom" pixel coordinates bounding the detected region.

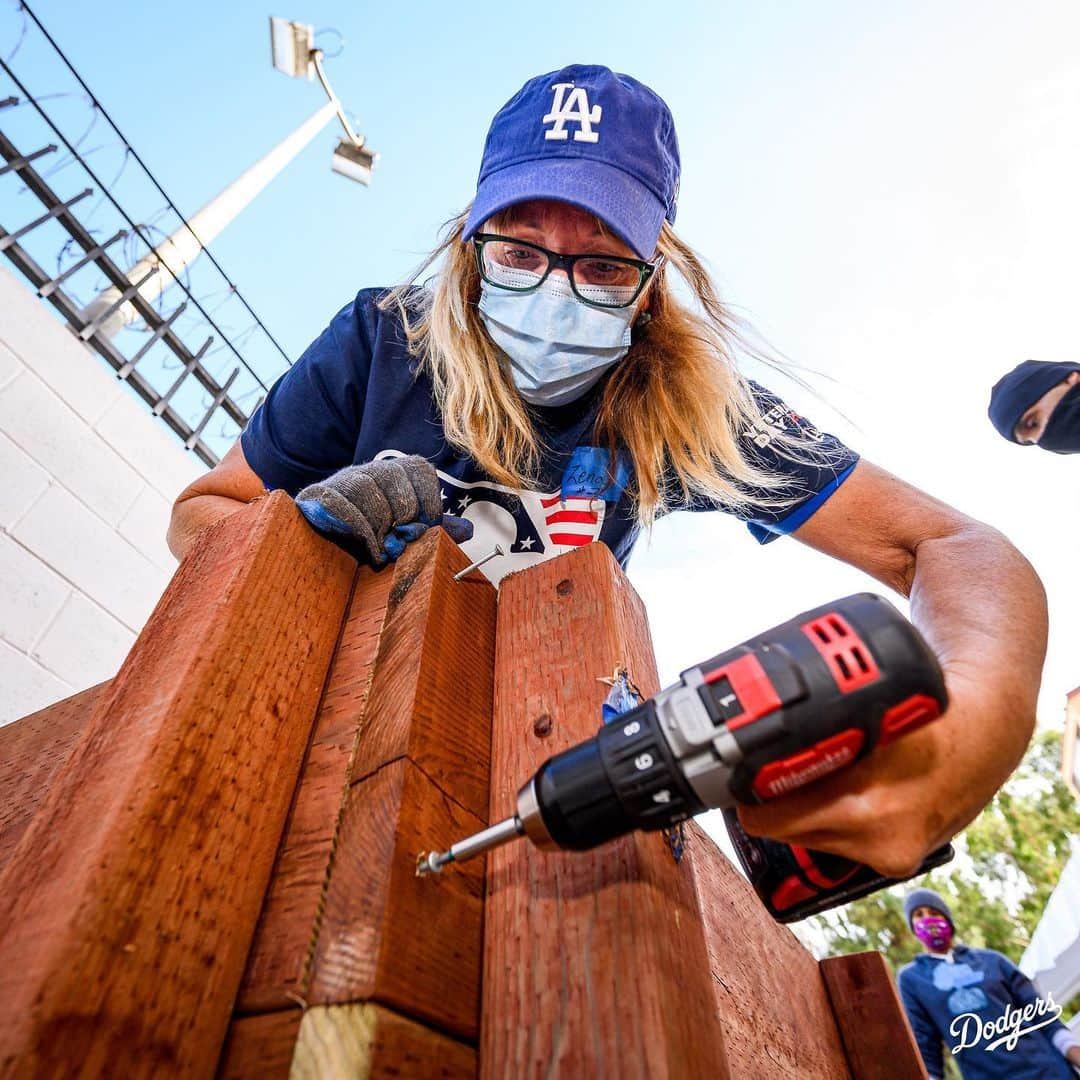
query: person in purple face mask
[{"left": 897, "top": 887, "right": 1080, "bottom": 1079}]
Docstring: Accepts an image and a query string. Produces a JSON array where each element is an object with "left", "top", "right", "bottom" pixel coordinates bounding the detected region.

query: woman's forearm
[
  {"left": 166, "top": 493, "right": 253, "bottom": 561},
  {"left": 735, "top": 461, "right": 1050, "bottom": 878},
  {"left": 906, "top": 521, "right": 1047, "bottom": 841}
]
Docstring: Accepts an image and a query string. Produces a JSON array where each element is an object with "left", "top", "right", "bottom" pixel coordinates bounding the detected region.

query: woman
[{"left": 168, "top": 64, "right": 1046, "bottom": 881}]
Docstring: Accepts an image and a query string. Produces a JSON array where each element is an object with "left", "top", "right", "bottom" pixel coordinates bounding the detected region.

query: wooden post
[
  {"left": 684, "top": 821, "right": 851, "bottom": 1078},
  {"left": 820, "top": 952, "right": 928, "bottom": 1079},
  {"left": 0, "top": 493, "right": 356, "bottom": 1078},
  {"left": 234, "top": 562, "right": 399, "bottom": 1016},
  {"left": 0, "top": 681, "right": 108, "bottom": 872},
  {"left": 221, "top": 527, "right": 496, "bottom": 1077},
  {"left": 482, "top": 543, "right": 731, "bottom": 1079}
]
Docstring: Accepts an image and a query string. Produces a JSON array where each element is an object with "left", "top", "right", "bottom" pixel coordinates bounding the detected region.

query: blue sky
[
  {"left": 5, "top": 2, "right": 1080, "bottom": 736},
  {"left": 15, "top": 0, "right": 1049, "bottom": 359}
]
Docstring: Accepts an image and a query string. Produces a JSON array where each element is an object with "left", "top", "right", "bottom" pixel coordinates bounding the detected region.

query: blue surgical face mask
[{"left": 478, "top": 267, "right": 639, "bottom": 407}]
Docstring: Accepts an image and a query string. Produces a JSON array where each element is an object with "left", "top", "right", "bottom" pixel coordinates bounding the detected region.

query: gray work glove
[{"left": 295, "top": 455, "right": 473, "bottom": 565}]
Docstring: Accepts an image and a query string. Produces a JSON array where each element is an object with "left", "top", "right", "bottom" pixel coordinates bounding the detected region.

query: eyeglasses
[{"left": 472, "top": 233, "right": 656, "bottom": 309}]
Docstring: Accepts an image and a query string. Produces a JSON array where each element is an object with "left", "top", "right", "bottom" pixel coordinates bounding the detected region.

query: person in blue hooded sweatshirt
[
  {"left": 898, "top": 887, "right": 1080, "bottom": 1079},
  {"left": 988, "top": 360, "right": 1080, "bottom": 451}
]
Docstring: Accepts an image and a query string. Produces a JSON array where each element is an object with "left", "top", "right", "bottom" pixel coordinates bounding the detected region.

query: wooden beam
[
  {"left": 820, "top": 951, "right": 928, "bottom": 1080},
  {"left": 304, "top": 529, "right": 496, "bottom": 1039},
  {"left": 0, "top": 493, "right": 356, "bottom": 1078},
  {"left": 228, "top": 528, "right": 494, "bottom": 1071},
  {"left": 0, "top": 681, "right": 107, "bottom": 873},
  {"left": 308, "top": 757, "right": 486, "bottom": 1039},
  {"left": 234, "top": 531, "right": 494, "bottom": 1036},
  {"left": 236, "top": 563, "right": 398, "bottom": 1014},
  {"left": 684, "top": 821, "right": 850, "bottom": 1078},
  {"left": 218, "top": 1009, "right": 302, "bottom": 1080},
  {"left": 481, "top": 543, "right": 731, "bottom": 1078},
  {"left": 290, "top": 1002, "right": 475, "bottom": 1080},
  {"left": 347, "top": 526, "right": 496, "bottom": 819}
]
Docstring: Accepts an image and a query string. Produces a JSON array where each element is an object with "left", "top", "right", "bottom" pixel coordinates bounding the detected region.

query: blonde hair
[{"left": 381, "top": 206, "right": 829, "bottom": 529}]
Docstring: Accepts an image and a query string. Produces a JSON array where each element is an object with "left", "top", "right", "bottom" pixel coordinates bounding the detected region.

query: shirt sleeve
[
  {"left": 682, "top": 381, "right": 860, "bottom": 544},
  {"left": 240, "top": 291, "right": 374, "bottom": 494},
  {"left": 1052, "top": 1028, "right": 1079, "bottom": 1057},
  {"left": 898, "top": 970, "right": 945, "bottom": 1078},
  {"left": 997, "top": 953, "right": 1072, "bottom": 1043}
]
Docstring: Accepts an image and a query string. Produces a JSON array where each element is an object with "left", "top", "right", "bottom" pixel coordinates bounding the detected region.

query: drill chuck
[{"left": 515, "top": 699, "right": 706, "bottom": 850}]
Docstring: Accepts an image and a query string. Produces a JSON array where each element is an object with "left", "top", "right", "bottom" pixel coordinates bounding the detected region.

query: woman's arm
[
  {"left": 166, "top": 442, "right": 268, "bottom": 561},
  {"left": 737, "top": 459, "right": 1047, "bottom": 878}
]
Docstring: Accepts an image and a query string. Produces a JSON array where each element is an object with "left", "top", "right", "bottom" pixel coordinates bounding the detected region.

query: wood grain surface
[
  {"left": 217, "top": 1009, "right": 302, "bottom": 1080},
  {"left": 229, "top": 528, "right": 494, "bottom": 1072},
  {"left": 290, "top": 1002, "right": 476, "bottom": 1080},
  {"left": 0, "top": 681, "right": 107, "bottom": 873},
  {"left": 348, "top": 529, "right": 497, "bottom": 819},
  {"left": 820, "top": 951, "right": 928, "bottom": 1080},
  {"left": 481, "top": 543, "right": 731, "bottom": 1079},
  {"left": 308, "top": 756, "right": 486, "bottom": 1039},
  {"left": 236, "top": 562, "right": 397, "bottom": 1014},
  {"left": 0, "top": 493, "right": 356, "bottom": 1078},
  {"left": 684, "top": 821, "right": 851, "bottom": 1078}
]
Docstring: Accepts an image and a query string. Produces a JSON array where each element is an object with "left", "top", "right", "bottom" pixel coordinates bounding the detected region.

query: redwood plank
[
  {"left": 685, "top": 821, "right": 851, "bottom": 1078},
  {"left": 217, "top": 1009, "right": 302, "bottom": 1080},
  {"left": 291, "top": 1002, "right": 476, "bottom": 1080},
  {"left": 820, "top": 951, "right": 928, "bottom": 1080},
  {"left": 308, "top": 757, "right": 486, "bottom": 1040},
  {"left": 481, "top": 543, "right": 731, "bottom": 1079},
  {"left": 233, "top": 528, "right": 494, "bottom": 1021},
  {"left": 0, "top": 493, "right": 356, "bottom": 1079},
  {"left": 0, "top": 681, "right": 107, "bottom": 872},
  {"left": 347, "top": 529, "right": 497, "bottom": 819},
  {"left": 236, "top": 563, "right": 397, "bottom": 1015}
]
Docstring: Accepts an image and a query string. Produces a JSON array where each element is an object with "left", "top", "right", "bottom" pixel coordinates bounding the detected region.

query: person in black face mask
[{"left": 988, "top": 360, "right": 1080, "bottom": 453}]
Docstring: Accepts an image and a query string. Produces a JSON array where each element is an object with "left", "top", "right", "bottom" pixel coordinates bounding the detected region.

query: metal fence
[{"left": 0, "top": 5, "right": 291, "bottom": 467}]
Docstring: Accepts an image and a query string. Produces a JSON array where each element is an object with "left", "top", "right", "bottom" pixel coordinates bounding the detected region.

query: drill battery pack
[{"left": 723, "top": 808, "right": 954, "bottom": 923}]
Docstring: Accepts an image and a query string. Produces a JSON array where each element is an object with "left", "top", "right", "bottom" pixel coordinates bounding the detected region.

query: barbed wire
[
  {"left": 3, "top": 0, "right": 26, "bottom": 64},
  {"left": 82, "top": 146, "right": 131, "bottom": 225},
  {"left": 15, "top": 1, "right": 291, "bottom": 368}
]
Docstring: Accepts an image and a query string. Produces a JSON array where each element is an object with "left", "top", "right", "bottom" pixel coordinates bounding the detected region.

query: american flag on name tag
[{"left": 539, "top": 493, "right": 604, "bottom": 547}]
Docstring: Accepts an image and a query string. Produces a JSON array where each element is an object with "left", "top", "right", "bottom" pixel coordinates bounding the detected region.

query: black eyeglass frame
[{"left": 471, "top": 232, "right": 657, "bottom": 309}]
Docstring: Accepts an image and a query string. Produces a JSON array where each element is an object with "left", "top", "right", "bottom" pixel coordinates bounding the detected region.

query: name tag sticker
[{"left": 562, "top": 447, "right": 631, "bottom": 503}]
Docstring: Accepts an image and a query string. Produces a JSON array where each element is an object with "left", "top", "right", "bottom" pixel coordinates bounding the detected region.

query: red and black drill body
[
  {"left": 419, "top": 593, "right": 954, "bottom": 921},
  {"left": 519, "top": 593, "right": 953, "bottom": 921}
]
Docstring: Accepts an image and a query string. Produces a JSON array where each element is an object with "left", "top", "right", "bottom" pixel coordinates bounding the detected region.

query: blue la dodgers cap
[{"left": 462, "top": 64, "right": 681, "bottom": 260}]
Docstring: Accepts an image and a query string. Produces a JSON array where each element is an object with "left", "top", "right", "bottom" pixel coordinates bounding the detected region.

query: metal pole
[{"left": 80, "top": 99, "right": 338, "bottom": 337}]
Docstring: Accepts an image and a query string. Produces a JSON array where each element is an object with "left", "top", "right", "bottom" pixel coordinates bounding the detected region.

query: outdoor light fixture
[
  {"left": 269, "top": 16, "right": 314, "bottom": 79},
  {"left": 331, "top": 139, "right": 377, "bottom": 185},
  {"left": 269, "top": 15, "right": 379, "bottom": 185},
  {"left": 80, "top": 16, "right": 378, "bottom": 336}
]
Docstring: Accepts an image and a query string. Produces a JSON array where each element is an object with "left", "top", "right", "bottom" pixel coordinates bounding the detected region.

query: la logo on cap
[{"left": 542, "top": 83, "right": 602, "bottom": 143}]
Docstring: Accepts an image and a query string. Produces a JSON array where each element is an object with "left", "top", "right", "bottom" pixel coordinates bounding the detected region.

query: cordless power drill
[{"left": 417, "top": 593, "right": 954, "bottom": 921}]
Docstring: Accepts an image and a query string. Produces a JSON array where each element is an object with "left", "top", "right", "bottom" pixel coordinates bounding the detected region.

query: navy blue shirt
[
  {"left": 241, "top": 288, "right": 858, "bottom": 583},
  {"left": 898, "top": 944, "right": 1075, "bottom": 1080}
]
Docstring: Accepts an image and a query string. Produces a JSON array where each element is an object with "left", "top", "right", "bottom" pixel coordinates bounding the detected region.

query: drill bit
[{"left": 416, "top": 814, "right": 524, "bottom": 876}]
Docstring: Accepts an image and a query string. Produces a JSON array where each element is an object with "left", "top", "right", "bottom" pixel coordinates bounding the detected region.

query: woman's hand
[
  {"left": 748, "top": 459, "right": 1047, "bottom": 877},
  {"left": 737, "top": 676, "right": 1021, "bottom": 878},
  {"left": 296, "top": 455, "right": 473, "bottom": 565}
]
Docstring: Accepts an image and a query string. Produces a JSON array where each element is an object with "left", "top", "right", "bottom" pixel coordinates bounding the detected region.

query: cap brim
[{"left": 463, "top": 157, "right": 665, "bottom": 260}]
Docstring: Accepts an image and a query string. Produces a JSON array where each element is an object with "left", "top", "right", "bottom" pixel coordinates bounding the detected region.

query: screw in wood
[{"left": 452, "top": 544, "right": 505, "bottom": 582}]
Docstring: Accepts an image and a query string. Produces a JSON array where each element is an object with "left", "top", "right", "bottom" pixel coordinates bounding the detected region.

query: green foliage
[{"left": 814, "top": 730, "right": 1080, "bottom": 976}]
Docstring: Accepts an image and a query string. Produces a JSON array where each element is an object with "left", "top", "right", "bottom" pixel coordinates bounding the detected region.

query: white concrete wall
[{"left": 0, "top": 264, "right": 205, "bottom": 725}]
